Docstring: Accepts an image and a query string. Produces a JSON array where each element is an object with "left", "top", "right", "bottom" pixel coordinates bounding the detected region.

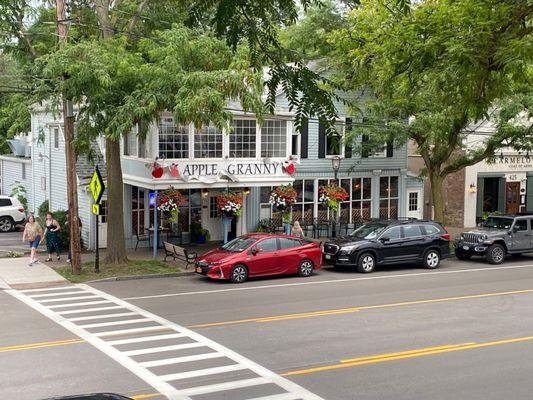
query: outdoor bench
[{"left": 163, "top": 241, "right": 197, "bottom": 268}]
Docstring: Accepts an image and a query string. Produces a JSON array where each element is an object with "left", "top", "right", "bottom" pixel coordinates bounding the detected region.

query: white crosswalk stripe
[{"left": 8, "top": 284, "right": 324, "bottom": 400}]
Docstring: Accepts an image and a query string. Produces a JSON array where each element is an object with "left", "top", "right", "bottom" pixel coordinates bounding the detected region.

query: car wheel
[
  {"left": 486, "top": 243, "right": 505, "bottom": 265},
  {"left": 423, "top": 249, "right": 441, "bottom": 269},
  {"left": 230, "top": 264, "right": 248, "bottom": 283},
  {"left": 455, "top": 248, "right": 472, "bottom": 260},
  {"left": 298, "top": 259, "right": 314, "bottom": 277},
  {"left": 0, "top": 217, "right": 14, "bottom": 232},
  {"left": 357, "top": 253, "right": 376, "bottom": 273}
]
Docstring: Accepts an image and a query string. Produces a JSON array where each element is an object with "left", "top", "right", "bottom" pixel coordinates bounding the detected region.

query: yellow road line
[
  {"left": 188, "top": 288, "right": 533, "bottom": 329},
  {"left": 131, "top": 393, "right": 161, "bottom": 399},
  {"left": 0, "top": 338, "right": 85, "bottom": 353},
  {"left": 282, "top": 335, "right": 533, "bottom": 376}
]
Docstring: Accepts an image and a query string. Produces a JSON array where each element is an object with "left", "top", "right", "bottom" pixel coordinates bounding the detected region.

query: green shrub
[{"left": 5, "top": 251, "right": 22, "bottom": 258}]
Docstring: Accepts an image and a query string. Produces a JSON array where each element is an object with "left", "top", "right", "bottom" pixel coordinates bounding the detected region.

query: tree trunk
[
  {"left": 104, "top": 137, "right": 128, "bottom": 264},
  {"left": 96, "top": 0, "right": 128, "bottom": 265},
  {"left": 429, "top": 171, "right": 445, "bottom": 224}
]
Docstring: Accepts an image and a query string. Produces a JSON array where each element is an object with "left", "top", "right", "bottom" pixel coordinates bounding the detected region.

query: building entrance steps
[{"left": 0, "top": 257, "right": 69, "bottom": 290}]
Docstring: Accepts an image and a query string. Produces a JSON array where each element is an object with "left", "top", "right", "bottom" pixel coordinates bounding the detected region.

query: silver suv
[
  {"left": 456, "top": 214, "right": 533, "bottom": 264},
  {"left": 0, "top": 196, "right": 26, "bottom": 232}
]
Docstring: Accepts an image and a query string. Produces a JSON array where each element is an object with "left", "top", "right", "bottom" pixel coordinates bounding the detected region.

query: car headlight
[
  {"left": 478, "top": 235, "right": 487, "bottom": 242},
  {"left": 340, "top": 245, "right": 359, "bottom": 253},
  {"left": 209, "top": 259, "right": 228, "bottom": 266}
]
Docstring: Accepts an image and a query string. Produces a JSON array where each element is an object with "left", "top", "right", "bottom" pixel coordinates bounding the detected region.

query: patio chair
[{"left": 134, "top": 230, "right": 150, "bottom": 251}]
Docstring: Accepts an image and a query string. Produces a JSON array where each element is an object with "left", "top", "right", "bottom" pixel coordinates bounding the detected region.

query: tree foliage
[{"left": 331, "top": 0, "right": 533, "bottom": 222}]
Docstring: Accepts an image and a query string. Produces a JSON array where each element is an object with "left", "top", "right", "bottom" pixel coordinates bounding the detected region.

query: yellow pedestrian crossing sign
[
  {"left": 92, "top": 204, "right": 100, "bottom": 215},
  {"left": 89, "top": 166, "right": 105, "bottom": 204}
]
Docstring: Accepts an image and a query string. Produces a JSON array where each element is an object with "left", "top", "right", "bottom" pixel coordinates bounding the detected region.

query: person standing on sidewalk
[
  {"left": 43, "top": 212, "right": 61, "bottom": 262},
  {"left": 22, "top": 214, "right": 43, "bottom": 266}
]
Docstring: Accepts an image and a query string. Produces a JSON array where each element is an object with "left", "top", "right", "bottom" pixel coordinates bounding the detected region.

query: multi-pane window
[
  {"left": 326, "top": 123, "right": 344, "bottom": 157},
  {"left": 159, "top": 119, "right": 189, "bottom": 159},
  {"left": 230, "top": 119, "right": 256, "bottom": 158},
  {"left": 261, "top": 119, "right": 287, "bottom": 158},
  {"left": 292, "top": 180, "right": 315, "bottom": 225},
  {"left": 124, "top": 131, "right": 138, "bottom": 157},
  {"left": 408, "top": 192, "right": 419, "bottom": 212},
  {"left": 131, "top": 186, "right": 145, "bottom": 235},
  {"left": 379, "top": 176, "right": 399, "bottom": 219},
  {"left": 209, "top": 196, "right": 218, "bottom": 218},
  {"left": 195, "top": 123, "right": 222, "bottom": 158},
  {"left": 259, "top": 186, "right": 273, "bottom": 221},
  {"left": 352, "top": 177, "right": 372, "bottom": 222}
]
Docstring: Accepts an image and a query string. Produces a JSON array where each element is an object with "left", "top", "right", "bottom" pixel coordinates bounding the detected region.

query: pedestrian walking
[
  {"left": 22, "top": 214, "right": 43, "bottom": 266},
  {"left": 43, "top": 212, "right": 61, "bottom": 262},
  {"left": 292, "top": 220, "right": 305, "bottom": 238}
]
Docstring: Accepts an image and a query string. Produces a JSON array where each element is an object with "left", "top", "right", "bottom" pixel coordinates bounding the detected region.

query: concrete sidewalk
[{"left": 0, "top": 257, "right": 69, "bottom": 290}]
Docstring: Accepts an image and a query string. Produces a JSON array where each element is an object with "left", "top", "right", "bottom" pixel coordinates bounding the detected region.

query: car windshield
[
  {"left": 220, "top": 236, "right": 257, "bottom": 252},
  {"left": 350, "top": 223, "right": 388, "bottom": 239},
  {"left": 483, "top": 217, "right": 514, "bottom": 230}
]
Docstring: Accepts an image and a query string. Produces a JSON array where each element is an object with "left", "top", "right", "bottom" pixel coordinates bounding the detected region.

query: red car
[{"left": 195, "top": 233, "right": 322, "bottom": 283}]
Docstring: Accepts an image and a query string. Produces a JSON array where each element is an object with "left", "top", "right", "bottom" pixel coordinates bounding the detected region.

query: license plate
[
  {"left": 196, "top": 266, "right": 202, "bottom": 273},
  {"left": 463, "top": 246, "right": 469, "bottom": 251},
  {"left": 325, "top": 254, "right": 331, "bottom": 259}
]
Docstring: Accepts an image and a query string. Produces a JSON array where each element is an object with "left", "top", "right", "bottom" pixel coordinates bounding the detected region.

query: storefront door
[
  {"left": 406, "top": 190, "right": 423, "bottom": 220},
  {"left": 506, "top": 182, "right": 520, "bottom": 214}
]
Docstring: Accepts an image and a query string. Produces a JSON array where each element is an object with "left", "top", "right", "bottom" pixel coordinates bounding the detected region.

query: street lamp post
[{"left": 331, "top": 156, "right": 341, "bottom": 238}]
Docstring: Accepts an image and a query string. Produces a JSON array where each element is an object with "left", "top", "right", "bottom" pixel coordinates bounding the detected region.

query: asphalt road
[
  {"left": 2, "top": 254, "right": 533, "bottom": 399},
  {"left": 0, "top": 229, "right": 28, "bottom": 253}
]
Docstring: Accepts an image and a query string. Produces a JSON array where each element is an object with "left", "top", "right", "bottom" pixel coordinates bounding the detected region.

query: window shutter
[
  {"left": 386, "top": 140, "right": 394, "bottom": 157},
  {"left": 345, "top": 117, "right": 352, "bottom": 158},
  {"left": 318, "top": 121, "right": 326, "bottom": 159},
  {"left": 300, "top": 120, "right": 308, "bottom": 159},
  {"left": 361, "top": 134, "right": 369, "bottom": 158}
]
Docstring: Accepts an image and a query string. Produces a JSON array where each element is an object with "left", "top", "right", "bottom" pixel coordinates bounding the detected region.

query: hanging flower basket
[
  {"left": 157, "top": 187, "right": 186, "bottom": 223},
  {"left": 269, "top": 185, "right": 297, "bottom": 222},
  {"left": 216, "top": 192, "right": 242, "bottom": 218},
  {"left": 319, "top": 183, "right": 349, "bottom": 213}
]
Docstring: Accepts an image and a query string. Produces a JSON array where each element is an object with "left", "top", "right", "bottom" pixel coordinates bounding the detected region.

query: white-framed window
[
  {"left": 261, "top": 119, "right": 287, "bottom": 158},
  {"left": 230, "top": 119, "right": 256, "bottom": 158},
  {"left": 325, "top": 122, "right": 344, "bottom": 158},
  {"left": 123, "top": 124, "right": 146, "bottom": 158},
  {"left": 370, "top": 144, "right": 387, "bottom": 158},
  {"left": 408, "top": 192, "right": 419, "bottom": 212},
  {"left": 379, "top": 176, "right": 399, "bottom": 219},
  {"left": 194, "top": 123, "right": 223, "bottom": 158},
  {"left": 53, "top": 127, "right": 59, "bottom": 149},
  {"left": 352, "top": 177, "right": 372, "bottom": 222},
  {"left": 158, "top": 118, "right": 189, "bottom": 159},
  {"left": 209, "top": 196, "right": 218, "bottom": 218},
  {"left": 292, "top": 179, "right": 315, "bottom": 225}
]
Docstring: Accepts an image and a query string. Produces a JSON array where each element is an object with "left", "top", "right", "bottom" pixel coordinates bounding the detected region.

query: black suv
[{"left": 322, "top": 220, "right": 451, "bottom": 273}]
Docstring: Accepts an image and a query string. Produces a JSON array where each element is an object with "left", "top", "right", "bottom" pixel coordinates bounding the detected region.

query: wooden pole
[{"left": 56, "top": 0, "right": 82, "bottom": 274}]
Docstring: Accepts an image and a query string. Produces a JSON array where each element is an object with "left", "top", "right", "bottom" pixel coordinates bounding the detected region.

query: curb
[{"left": 85, "top": 271, "right": 195, "bottom": 283}]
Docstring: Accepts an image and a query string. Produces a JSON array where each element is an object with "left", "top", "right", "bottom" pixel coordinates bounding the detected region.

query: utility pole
[{"left": 56, "top": 0, "right": 82, "bottom": 274}]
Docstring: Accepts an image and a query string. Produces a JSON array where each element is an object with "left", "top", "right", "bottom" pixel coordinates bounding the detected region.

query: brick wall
[{"left": 442, "top": 168, "right": 465, "bottom": 227}]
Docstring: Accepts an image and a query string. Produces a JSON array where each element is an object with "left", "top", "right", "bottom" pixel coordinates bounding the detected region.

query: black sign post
[{"left": 90, "top": 166, "right": 105, "bottom": 273}]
